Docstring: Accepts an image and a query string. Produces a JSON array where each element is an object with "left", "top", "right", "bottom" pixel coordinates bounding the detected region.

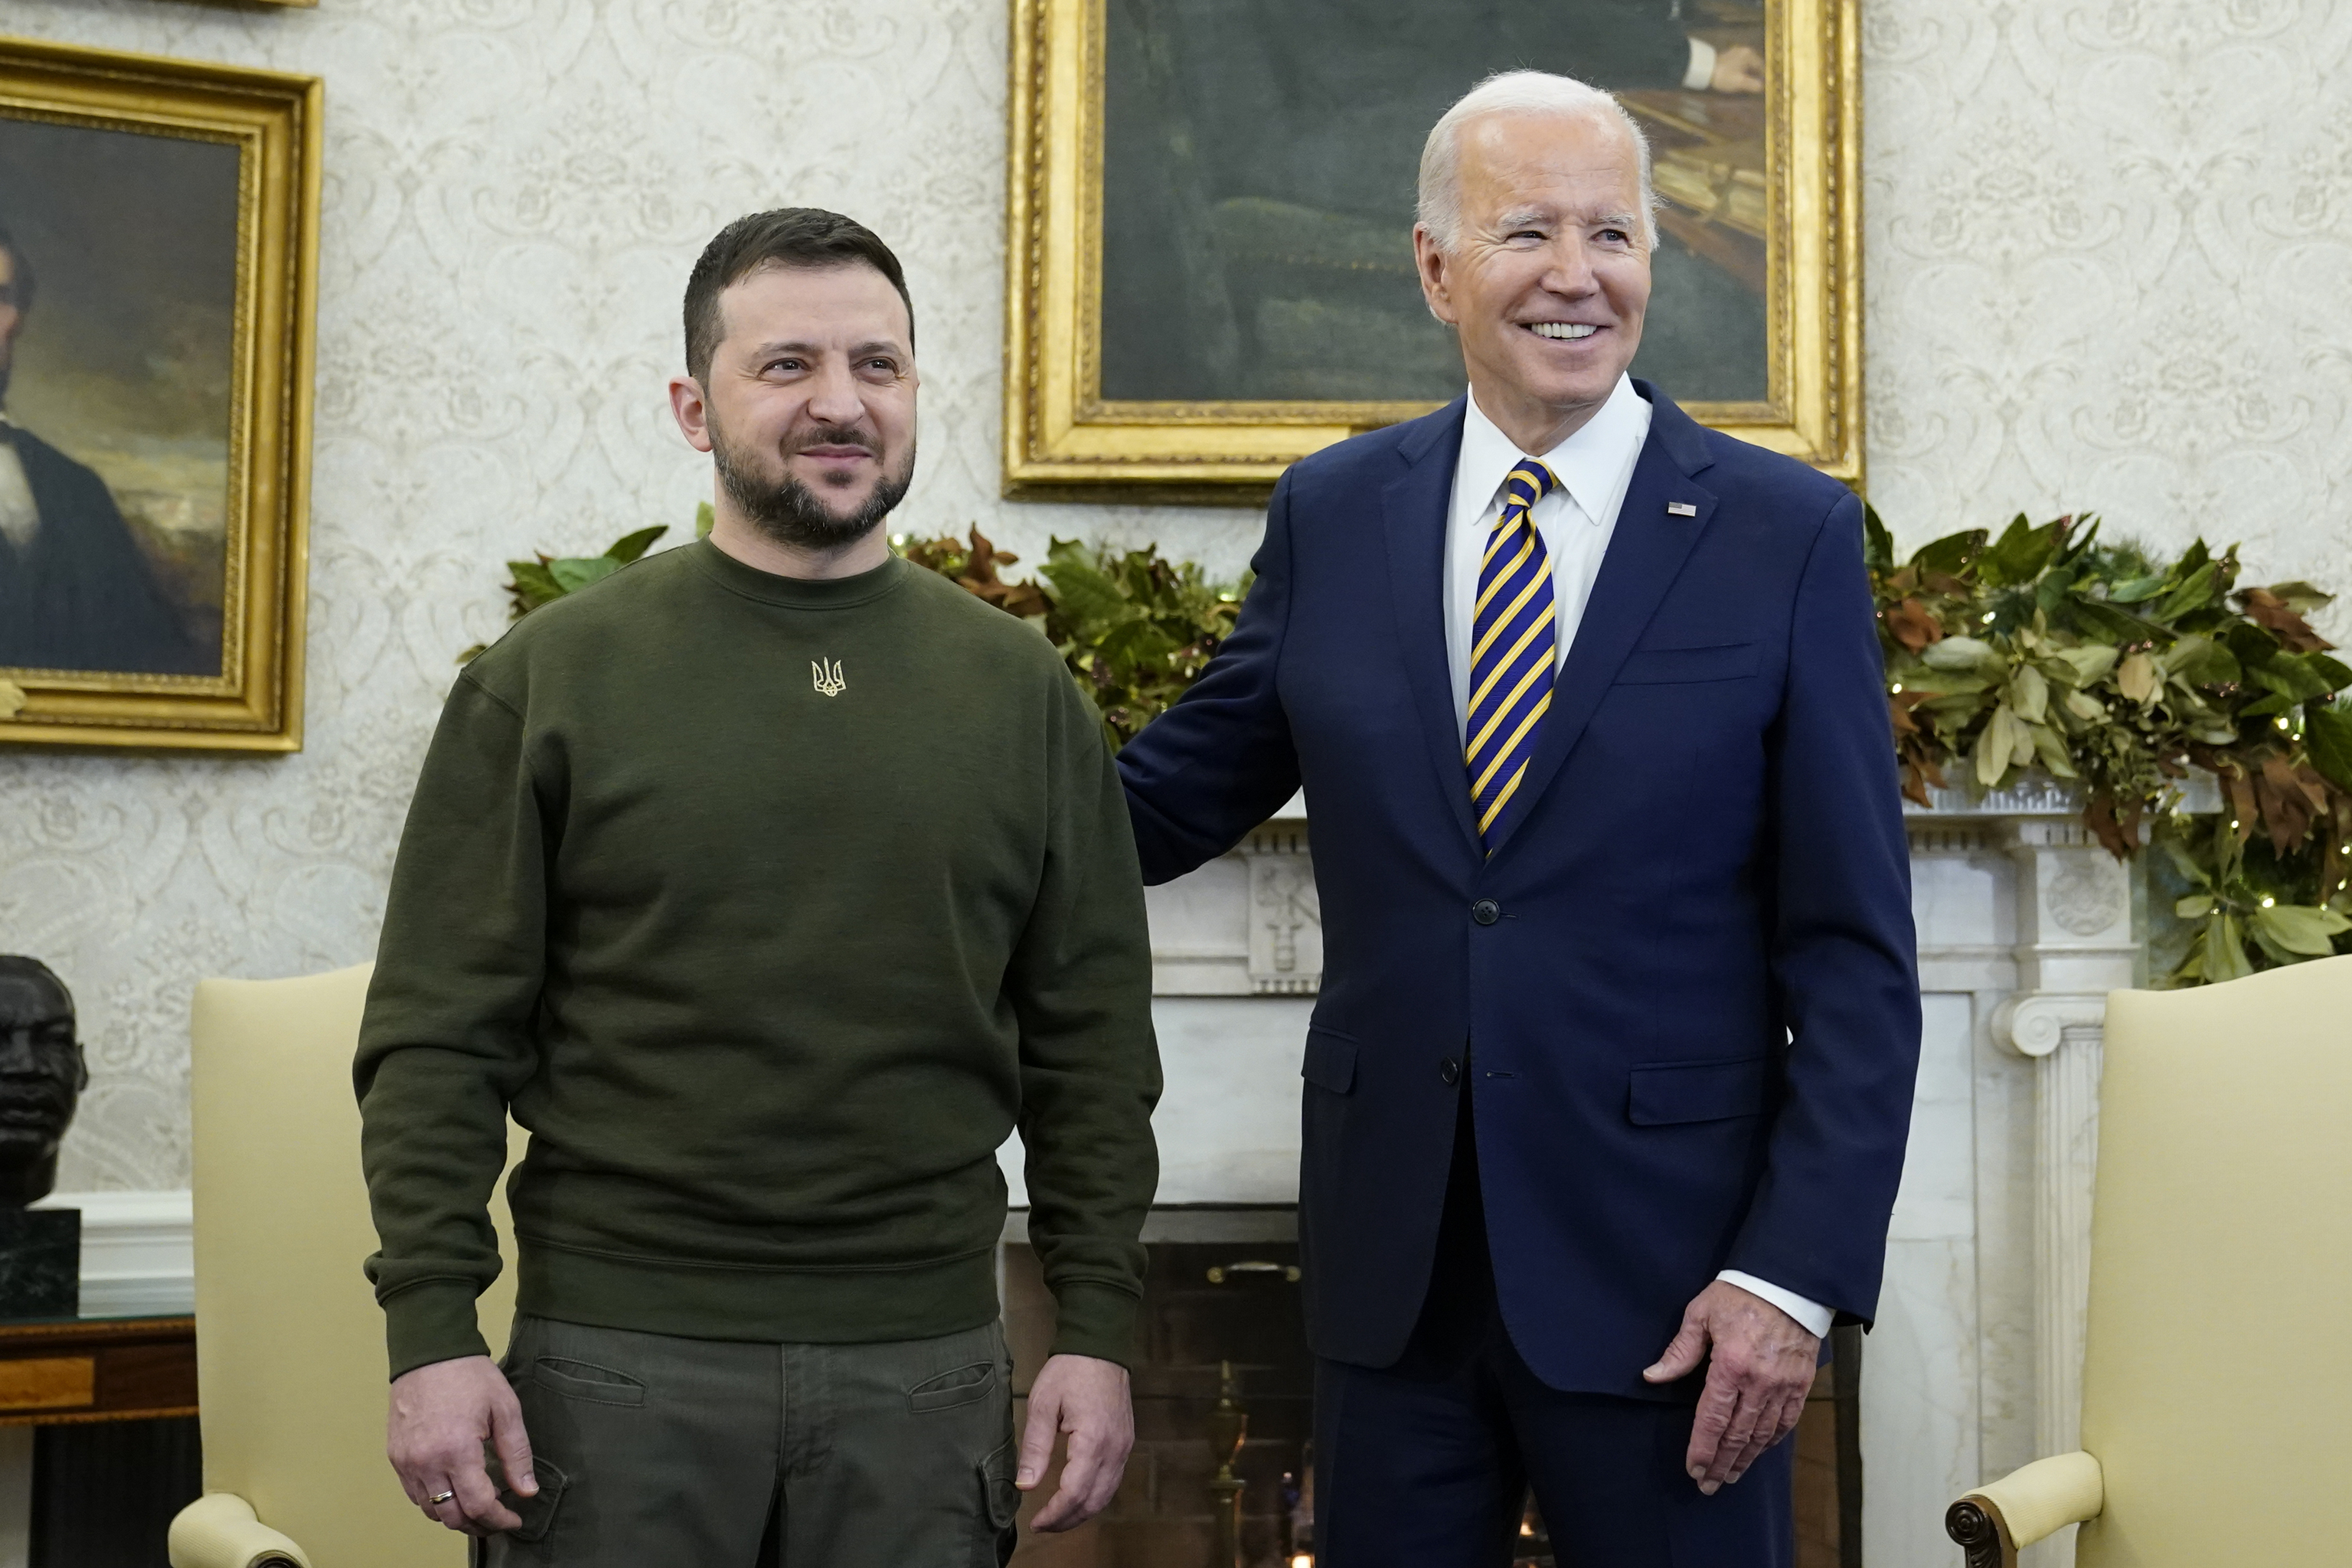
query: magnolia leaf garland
[
  {"left": 468, "top": 508, "right": 2349, "bottom": 988},
  {"left": 1868, "top": 508, "right": 2352, "bottom": 986}
]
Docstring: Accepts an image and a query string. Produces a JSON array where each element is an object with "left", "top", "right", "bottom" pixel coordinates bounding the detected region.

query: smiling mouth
[{"left": 1527, "top": 322, "right": 1599, "bottom": 341}]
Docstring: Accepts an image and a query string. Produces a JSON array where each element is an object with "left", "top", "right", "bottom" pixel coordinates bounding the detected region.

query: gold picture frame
[
  {"left": 1003, "top": 0, "right": 1860, "bottom": 497},
  {"left": 0, "top": 36, "right": 321, "bottom": 750}
]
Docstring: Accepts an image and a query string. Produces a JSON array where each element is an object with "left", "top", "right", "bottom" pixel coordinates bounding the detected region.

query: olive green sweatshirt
[{"left": 355, "top": 540, "right": 1161, "bottom": 1379}]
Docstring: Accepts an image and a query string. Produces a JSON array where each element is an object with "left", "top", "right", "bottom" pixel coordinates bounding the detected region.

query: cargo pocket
[
  {"left": 487, "top": 1454, "right": 567, "bottom": 1544},
  {"left": 977, "top": 1436, "right": 1021, "bottom": 1566}
]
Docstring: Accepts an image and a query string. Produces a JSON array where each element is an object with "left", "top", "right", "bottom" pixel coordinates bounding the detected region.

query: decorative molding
[
  {"left": 1991, "top": 993, "right": 2106, "bottom": 1060},
  {"left": 1242, "top": 822, "right": 1319, "bottom": 997},
  {"left": 2047, "top": 861, "right": 2128, "bottom": 937},
  {"left": 32, "top": 1190, "right": 191, "bottom": 1318}
]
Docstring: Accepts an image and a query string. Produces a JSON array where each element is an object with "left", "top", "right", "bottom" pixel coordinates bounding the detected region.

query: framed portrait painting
[
  {"left": 0, "top": 37, "right": 320, "bottom": 750},
  {"left": 1004, "top": 0, "right": 1860, "bottom": 495}
]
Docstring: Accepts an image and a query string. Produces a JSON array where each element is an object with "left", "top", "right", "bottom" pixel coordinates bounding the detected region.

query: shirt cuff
[
  {"left": 1684, "top": 37, "right": 1718, "bottom": 92},
  {"left": 1716, "top": 1271, "right": 1834, "bottom": 1338}
]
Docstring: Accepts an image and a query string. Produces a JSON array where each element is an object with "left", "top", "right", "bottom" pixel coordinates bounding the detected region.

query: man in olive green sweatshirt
[{"left": 356, "top": 209, "right": 1161, "bottom": 1566}]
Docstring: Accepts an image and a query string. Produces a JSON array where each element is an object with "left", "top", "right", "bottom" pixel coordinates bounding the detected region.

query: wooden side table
[{"left": 0, "top": 1316, "right": 196, "bottom": 1427}]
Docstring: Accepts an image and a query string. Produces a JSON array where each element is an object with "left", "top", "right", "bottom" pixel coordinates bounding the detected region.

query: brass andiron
[{"left": 1207, "top": 1359, "right": 1248, "bottom": 1568}]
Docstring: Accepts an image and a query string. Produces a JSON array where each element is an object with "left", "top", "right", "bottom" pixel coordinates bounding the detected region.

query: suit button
[
  {"left": 1439, "top": 1057, "right": 1462, "bottom": 1085},
  {"left": 1471, "top": 899, "right": 1500, "bottom": 925}
]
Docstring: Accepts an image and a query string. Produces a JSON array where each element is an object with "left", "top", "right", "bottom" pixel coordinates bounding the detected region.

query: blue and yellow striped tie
[{"left": 1466, "top": 461, "right": 1560, "bottom": 851}]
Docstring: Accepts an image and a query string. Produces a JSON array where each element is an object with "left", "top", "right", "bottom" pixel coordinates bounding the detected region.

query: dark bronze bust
[{"left": 0, "top": 957, "right": 87, "bottom": 1208}]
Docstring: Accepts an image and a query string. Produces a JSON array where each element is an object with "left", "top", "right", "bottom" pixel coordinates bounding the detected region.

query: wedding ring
[{"left": 428, "top": 1491, "right": 456, "bottom": 1505}]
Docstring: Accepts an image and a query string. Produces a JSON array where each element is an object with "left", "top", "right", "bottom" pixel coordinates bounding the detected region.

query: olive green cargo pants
[{"left": 475, "top": 1314, "right": 1019, "bottom": 1567}]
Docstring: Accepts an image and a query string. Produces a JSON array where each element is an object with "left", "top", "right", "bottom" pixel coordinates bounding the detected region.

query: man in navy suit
[{"left": 1116, "top": 71, "right": 1920, "bottom": 1564}]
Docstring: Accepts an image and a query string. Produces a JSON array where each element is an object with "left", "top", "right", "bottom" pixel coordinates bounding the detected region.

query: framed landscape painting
[
  {"left": 0, "top": 36, "right": 320, "bottom": 750},
  {"left": 1004, "top": 0, "right": 1860, "bottom": 496}
]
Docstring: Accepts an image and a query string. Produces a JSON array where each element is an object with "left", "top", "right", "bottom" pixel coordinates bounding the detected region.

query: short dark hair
[
  {"left": 682, "top": 208, "right": 912, "bottom": 381},
  {"left": 0, "top": 224, "right": 31, "bottom": 314}
]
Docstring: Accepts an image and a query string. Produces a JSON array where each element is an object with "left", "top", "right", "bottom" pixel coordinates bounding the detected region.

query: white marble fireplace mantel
[{"left": 996, "top": 777, "right": 2198, "bottom": 1568}]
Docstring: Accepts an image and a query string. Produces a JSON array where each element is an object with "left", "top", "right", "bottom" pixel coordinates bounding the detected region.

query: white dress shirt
[
  {"left": 0, "top": 418, "right": 38, "bottom": 554},
  {"left": 1439, "top": 374, "right": 1835, "bottom": 1341}
]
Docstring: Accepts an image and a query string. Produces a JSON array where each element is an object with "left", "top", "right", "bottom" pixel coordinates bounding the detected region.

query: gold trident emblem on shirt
[{"left": 812, "top": 657, "right": 845, "bottom": 697}]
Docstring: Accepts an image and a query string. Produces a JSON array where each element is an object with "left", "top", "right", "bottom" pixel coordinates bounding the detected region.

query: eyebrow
[
  {"left": 1496, "top": 207, "right": 1643, "bottom": 231},
  {"left": 746, "top": 338, "right": 907, "bottom": 360}
]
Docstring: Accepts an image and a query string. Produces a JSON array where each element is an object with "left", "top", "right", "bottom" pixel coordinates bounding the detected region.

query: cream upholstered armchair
[
  {"left": 168, "top": 965, "right": 524, "bottom": 1568},
  {"left": 1945, "top": 954, "right": 2352, "bottom": 1566}
]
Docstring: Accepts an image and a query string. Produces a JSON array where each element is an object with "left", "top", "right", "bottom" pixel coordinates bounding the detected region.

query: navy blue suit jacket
[{"left": 1118, "top": 384, "right": 1921, "bottom": 1399}]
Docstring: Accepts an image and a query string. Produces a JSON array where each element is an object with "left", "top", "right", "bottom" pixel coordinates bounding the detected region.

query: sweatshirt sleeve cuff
[
  {"left": 1047, "top": 1279, "right": 1144, "bottom": 1369},
  {"left": 381, "top": 1281, "right": 494, "bottom": 1381}
]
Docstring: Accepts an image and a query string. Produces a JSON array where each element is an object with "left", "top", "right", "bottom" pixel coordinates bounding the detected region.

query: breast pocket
[{"left": 1614, "top": 642, "right": 1759, "bottom": 685}]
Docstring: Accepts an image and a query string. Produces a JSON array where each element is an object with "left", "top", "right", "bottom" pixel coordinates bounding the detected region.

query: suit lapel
[
  {"left": 1482, "top": 386, "right": 1718, "bottom": 860},
  {"left": 1380, "top": 398, "right": 1481, "bottom": 855}
]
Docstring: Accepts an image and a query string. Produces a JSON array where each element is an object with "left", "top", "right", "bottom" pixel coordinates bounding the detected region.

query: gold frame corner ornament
[
  {"left": 1001, "top": 0, "right": 1861, "bottom": 498},
  {"left": 0, "top": 34, "right": 322, "bottom": 753}
]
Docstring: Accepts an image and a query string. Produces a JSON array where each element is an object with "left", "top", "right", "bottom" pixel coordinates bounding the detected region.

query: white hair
[{"left": 1416, "top": 70, "right": 1660, "bottom": 252}]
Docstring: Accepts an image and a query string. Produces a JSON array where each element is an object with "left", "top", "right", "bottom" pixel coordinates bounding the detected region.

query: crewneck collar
[{"left": 685, "top": 537, "right": 911, "bottom": 609}]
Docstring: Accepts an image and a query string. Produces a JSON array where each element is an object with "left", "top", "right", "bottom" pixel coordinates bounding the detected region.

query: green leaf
[
  {"left": 2252, "top": 654, "right": 2337, "bottom": 705},
  {"left": 508, "top": 560, "right": 564, "bottom": 609},
  {"left": 1922, "top": 635, "right": 2003, "bottom": 674},
  {"left": 1909, "top": 529, "right": 1986, "bottom": 577},
  {"left": 1864, "top": 505, "right": 1894, "bottom": 571},
  {"left": 1896, "top": 667, "right": 1993, "bottom": 696},
  {"left": 604, "top": 525, "right": 668, "bottom": 563},
  {"left": 2307, "top": 706, "right": 2352, "bottom": 793},
  {"left": 2007, "top": 663, "right": 2049, "bottom": 723},
  {"left": 2174, "top": 894, "right": 2215, "bottom": 918},
  {"left": 2161, "top": 835, "right": 2214, "bottom": 890},
  {"left": 2259, "top": 580, "right": 2335, "bottom": 615},
  {"left": 696, "top": 502, "right": 716, "bottom": 539},
  {"left": 2203, "top": 913, "right": 2256, "bottom": 982},
  {"left": 1038, "top": 550, "right": 1132, "bottom": 629},
  {"left": 549, "top": 556, "right": 620, "bottom": 593},
  {"left": 2068, "top": 596, "right": 2177, "bottom": 647},
  {"left": 2030, "top": 720, "right": 2079, "bottom": 777},
  {"left": 1977, "top": 704, "right": 2029, "bottom": 787},
  {"left": 2043, "top": 643, "right": 2119, "bottom": 686},
  {"left": 1979, "top": 515, "right": 2062, "bottom": 589},
  {"left": 2149, "top": 560, "right": 2220, "bottom": 622},
  {"left": 2309, "top": 653, "right": 2352, "bottom": 693},
  {"left": 2108, "top": 574, "right": 2167, "bottom": 604},
  {"left": 2252, "top": 903, "right": 2351, "bottom": 957},
  {"left": 2222, "top": 618, "right": 2282, "bottom": 670},
  {"left": 2160, "top": 634, "right": 2242, "bottom": 688}
]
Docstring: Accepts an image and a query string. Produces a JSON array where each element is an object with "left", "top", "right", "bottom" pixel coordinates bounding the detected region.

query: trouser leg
[
  {"left": 775, "top": 1319, "right": 1018, "bottom": 1568},
  {"left": 1502, "top": 1357, "right": 1795, "bottom": 1568},
  {"left": 481, "top": 1314, "right": 779, "bottom": 1568},
  {"left": 1312, "top": 1087, "right": 1524, "bottom": 1568}
]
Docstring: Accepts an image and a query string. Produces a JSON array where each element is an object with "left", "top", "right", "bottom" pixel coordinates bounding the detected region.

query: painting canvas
[
  {"left": 1099, "top": 0, "right": 1769, "bottom": 407},
  {"left": 0, "top": 117, "right": 239, "bottom": 678},
  {"left": 0, "top": 38, "right": 319, "bottom": 751},
  {"left": 1003, "top": 0, "right": 1857, "bottom": 494}
]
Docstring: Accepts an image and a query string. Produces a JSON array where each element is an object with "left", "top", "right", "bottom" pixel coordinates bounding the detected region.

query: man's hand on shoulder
[
  {"left": 1016, "top": 1352, "right": 1134, "bottom": 1532},
  {"left": 387, "top": 1354, "right": 536, "bottom": 1536},
  {"left": 1642, "top": 1279, "right": 1820, "bottom": 1494}
]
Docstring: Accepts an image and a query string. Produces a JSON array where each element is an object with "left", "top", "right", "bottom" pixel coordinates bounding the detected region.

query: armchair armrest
[
  {"left": 1945, "top": 1451, "right": 2104, "bottom": 1568},
  {"left": 168, "top": 1492, "right": 312, "bottom": 1568}
]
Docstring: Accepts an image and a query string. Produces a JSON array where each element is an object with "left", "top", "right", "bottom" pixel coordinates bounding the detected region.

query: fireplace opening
[{"left": 1000, "top": 1208, "right": 1857, "bottom": 1567}]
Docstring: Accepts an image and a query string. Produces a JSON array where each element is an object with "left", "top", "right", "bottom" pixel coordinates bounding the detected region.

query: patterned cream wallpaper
[{"left": 3, "top": 0, "right": 2347, "bottom": 1191}]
